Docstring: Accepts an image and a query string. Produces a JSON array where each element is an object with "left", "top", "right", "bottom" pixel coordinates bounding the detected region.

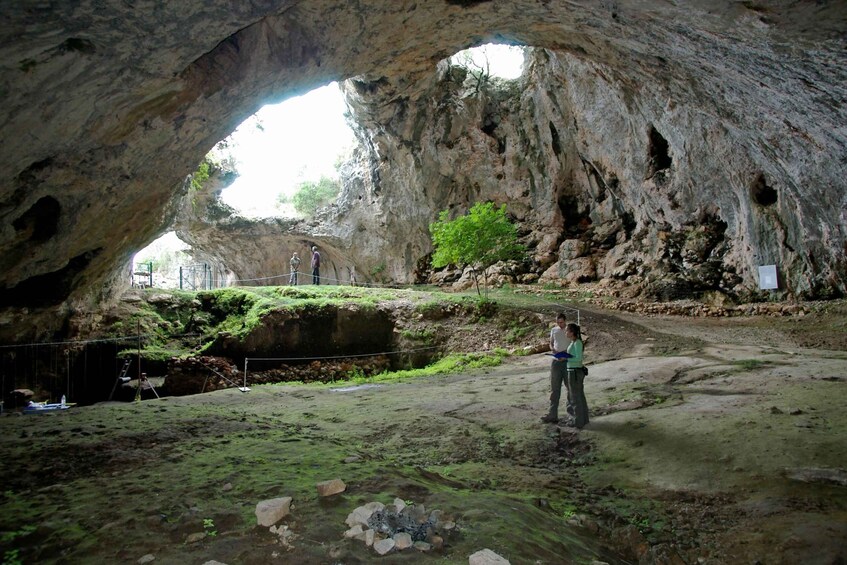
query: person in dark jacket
[{"left": 311, "top": 246, "right": 321, "bottom": 285}]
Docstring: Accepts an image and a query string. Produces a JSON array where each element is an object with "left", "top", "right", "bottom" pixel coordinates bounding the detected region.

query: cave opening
[
  {"left": 647, "top": 125, "right": 672, "bottom": 178},
  {"left": 750, "top": 172, "right": 777, "bottom": 207},
  {"left": 12, "top": 195, "right": 61, "bottom": 243},
  {"left": 218, "top": 82, "right": 356, "bottom": 219}
]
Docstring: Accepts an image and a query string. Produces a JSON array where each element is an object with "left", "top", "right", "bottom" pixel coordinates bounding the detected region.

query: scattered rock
[
  {"left": 344, "top": 524, "right": 364, "bottom": 539},
  {"left": 255, "top": 496, "right": 293, "bottom": 526},
  {"left": 373, "top": 537, "right": 395, "bottom": 555},
  {"left": 346, "top": 501, "right": 385, "bottom": 527},
  {"left": 414, "top": 540, "right": 432, "bottom": 551},
  {"left": 270, "top": 524, "right": 297, "bottom": 548},
  {"left": 393, "top": 532, "right": 413, "bottom": 550},
  {"left": 185, "top": 532, "right": 206, "bottom": 544},
  {"left": 316, "top": 478, "right": 346, "bottom": 497},
  {"left": 137, "top": 554, "right": 155, "bottom": 564},
  {"left": 469, "top": 548, "right": 511, "bottom": 564},
  {"left": 342, "top": 499, "right": 456, "bottom": 555}
]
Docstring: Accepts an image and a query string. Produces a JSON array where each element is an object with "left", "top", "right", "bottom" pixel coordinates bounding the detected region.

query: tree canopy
[
  {"left": 429, "top": 202, "right": 526, "bottom": 296},
  {"left": 280, "top": 176, "right": 341, "bottom": 216}
]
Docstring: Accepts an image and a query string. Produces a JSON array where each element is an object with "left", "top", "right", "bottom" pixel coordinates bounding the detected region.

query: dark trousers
[
  {"left": 548, "top": 360, "right": 569, "bottom": 419},
  {"left": 566, "top": 368, "right": 589, "bottom": 428},
  {"left": 312, "top": 268, "right": 320, "bottom": 285}
]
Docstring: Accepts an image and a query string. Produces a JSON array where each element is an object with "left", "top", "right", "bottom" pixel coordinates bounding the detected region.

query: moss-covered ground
[{"left": 1, "top": 292, "right": 845, "bottom": 564}]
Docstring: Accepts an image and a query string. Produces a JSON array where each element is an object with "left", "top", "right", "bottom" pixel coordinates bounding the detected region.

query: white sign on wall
[{"left": 758, "top": 265, "right": 779, "bottom": 290}]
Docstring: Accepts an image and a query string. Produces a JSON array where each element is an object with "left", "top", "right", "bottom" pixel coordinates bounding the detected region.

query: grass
[{"left": 400, "top": 328, "right": 436, "bottom": 342}]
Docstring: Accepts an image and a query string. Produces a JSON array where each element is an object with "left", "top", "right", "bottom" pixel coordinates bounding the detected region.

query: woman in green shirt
[{"left": 565, "top": 323, "right": 589, "bottom": 429}]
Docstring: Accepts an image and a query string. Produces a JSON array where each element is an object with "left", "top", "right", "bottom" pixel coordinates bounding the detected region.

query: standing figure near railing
[
  {"left": 311, "top": 245, "right": 321, "bottom": 285},
  {"left": 289, "top": 251, "right": 301, "bottom": 285}
]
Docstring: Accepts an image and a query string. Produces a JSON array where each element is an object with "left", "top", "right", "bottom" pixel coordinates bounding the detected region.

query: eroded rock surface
[{"left": 1, "top": 1, "right": 845, "bottom": 341}]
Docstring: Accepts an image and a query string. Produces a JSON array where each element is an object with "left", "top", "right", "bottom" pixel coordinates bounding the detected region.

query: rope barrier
[
  {"left": 230, "top": 269, "right": 408, "bottom": 288},
  {"left": 0, "top": 333, "right": 202, "bottom": 351}
]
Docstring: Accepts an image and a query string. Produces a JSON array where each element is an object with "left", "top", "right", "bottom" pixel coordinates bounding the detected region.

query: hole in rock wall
[
  {"left": 549, "top": 122, "right": 562, "bottom": 157},
  {"left": 647, "top": 125, "right": 672, "bottom": 177},
  {"left": 0, "top": 248, "right": 101, "bottom": 308},
  {"left": 750, "top": 172, "right": 777, "bottom": 207},
  {"left": 12, "top": 195, "right": 61, "bottom": 243},
  {"left": 60, "top": 37, "right": 96, "bottom": 54}
]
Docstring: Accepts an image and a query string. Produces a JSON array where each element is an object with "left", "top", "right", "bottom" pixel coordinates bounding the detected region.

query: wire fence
[
  {"left": 229, "top": 269, "right": 403, "bottom": 288},
  {"left": 0, "top": 277, "right": 584, "bottom": 403}
]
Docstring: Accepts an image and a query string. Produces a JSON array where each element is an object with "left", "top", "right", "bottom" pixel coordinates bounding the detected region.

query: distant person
[
  {"left": 349, "top": 265, "right": 357, "bottom": 286},
  {"left": 311, "top": 245, "right": 321, "bottom": 285},
  {"left": 541, "top": 312, "right": 569, "bottom": 423},
  {"left": 563, "top": 323, "right": 588, "bottom": 429},
  {"left": 289, "top": 251, "right": 301, "bottom": 285}
]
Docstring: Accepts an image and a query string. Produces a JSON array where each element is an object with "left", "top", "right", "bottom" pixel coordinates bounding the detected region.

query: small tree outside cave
[
  {"left": 429, "top": 202, "right": 526, "bottom": 298},
  {"left": 281, "top": 175, "right": 341, "bottom": 216}
]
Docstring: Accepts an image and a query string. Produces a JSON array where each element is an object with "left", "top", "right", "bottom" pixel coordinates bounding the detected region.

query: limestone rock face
[
  {"left": 327, "top": 37, "right": 847, "bottom": 301},
  {"left": 0, "top": 1, "right": 845, "bottom": 341}
]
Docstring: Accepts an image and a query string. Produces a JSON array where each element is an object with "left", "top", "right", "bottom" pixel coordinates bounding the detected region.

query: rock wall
[
  {"left": 0, "top": 1, "right": 845, "bottom": 341},
  {"left": 327, "top": 40, "right": 847, "bottom": 301}
]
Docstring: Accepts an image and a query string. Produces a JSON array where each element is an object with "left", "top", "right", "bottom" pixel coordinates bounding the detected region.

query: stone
[
  {"left": 393, "top": 532, "right": 413, "bottom": 550},
  {"left": 364, "top": 529, "right": 375, "bottom": 547},
  {"left": 345, "top": 501, "right": 384, "bottom": 527},
  {"left": 316, "top": 479, "right": 346, "bottom": 497},
  {"left": 373, "top": 537, "right": 395, "bottom": 555},
  {"left": 255, "top": 497, "right": 292, "bottom": 527},
  {"left": 559, "top": 239, "right": 589, "bottom": 260},
  {"left": 185, "top": 532, "right": 206, "bottom": 544},
  {"left": 137, "top": 555, "right": 155, "bottom": 564},
  {"left": 343, "top": 524, "right": 364, "bottom": 539},
  {"left": 469, "top": 548, "right": 511, "bottom": 564}
]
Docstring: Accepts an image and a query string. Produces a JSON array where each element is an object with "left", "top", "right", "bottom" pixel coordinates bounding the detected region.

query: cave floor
[{"left": 1, "top": 302, "right": 845, "bottom": 564}]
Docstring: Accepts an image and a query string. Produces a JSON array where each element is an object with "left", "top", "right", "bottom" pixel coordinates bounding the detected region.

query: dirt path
[{"left": 1, "top": 303, "right": 845, "bottom": 564}]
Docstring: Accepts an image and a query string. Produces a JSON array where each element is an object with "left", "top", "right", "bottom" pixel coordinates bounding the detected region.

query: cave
[
  {"left": 0, "top": 4, "right": 846, "bottom": 562},
  {"left": 750, "top": 171, "right": 778, "bottom": 207},
  {"left": 0, "top": 2, "right": 843, "bottom": 346}
]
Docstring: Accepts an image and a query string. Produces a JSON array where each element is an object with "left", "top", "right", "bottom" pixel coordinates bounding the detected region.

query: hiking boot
[{"left": 540, "top": 415, "right": 558, "bottom": 423}]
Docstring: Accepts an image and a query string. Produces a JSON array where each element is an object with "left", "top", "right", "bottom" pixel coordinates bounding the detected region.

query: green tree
[
  {"left": 291, "top": 176, "right": 341, "bottom": 216},
  {"left": 430, "top": 202, "right": 526, "bottom": 297}
]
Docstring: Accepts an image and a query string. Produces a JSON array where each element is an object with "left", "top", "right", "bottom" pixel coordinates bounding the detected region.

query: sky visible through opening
[
  {"left": 135, "top": 45, "right": 525, "bottom": 275},
  {"left": 219, "top": 44, "right": 525, "bottom": 217}
]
